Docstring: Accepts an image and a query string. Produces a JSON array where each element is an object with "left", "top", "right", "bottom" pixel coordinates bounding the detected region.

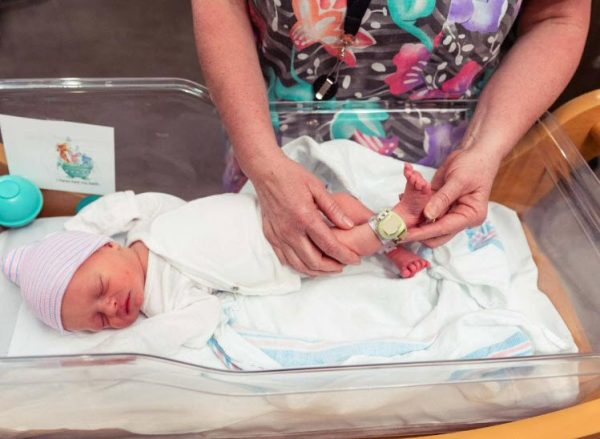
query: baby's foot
[
  {"left": 395, "top": 163, "right": 432, "bottom": 227},
  {"left": 386, "top": 247, "right": 430, "bottom": 278}
]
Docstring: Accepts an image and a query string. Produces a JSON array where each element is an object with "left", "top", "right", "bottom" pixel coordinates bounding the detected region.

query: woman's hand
[
  {"left": 407, "top": 148, "right": 501, "bottom": 247},
  {"left": 252, "top": 156, "right": 361, "bottom": 276}
]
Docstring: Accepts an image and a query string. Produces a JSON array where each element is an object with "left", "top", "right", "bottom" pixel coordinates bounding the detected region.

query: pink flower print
[
  {"left": 291, "top": 0, "right": 376, "bottom": 67},
  {"left": 438, "top": 60, "right": 482, "bottom": 96},
  {"left": 411, "top": 60, "right": 483, "bottom": 100},
  {"left": 384, "top": 43, "right": 431, "bottom": 96},
  {"left": 433, "top": 31, "right": 444, "bottom": 48},
  {"left": 353, "top": 130, "right": 399, "bottom": 156}
]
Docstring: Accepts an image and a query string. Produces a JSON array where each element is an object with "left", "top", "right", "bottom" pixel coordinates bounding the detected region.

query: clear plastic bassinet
[{"left": 0, "top": 78, "right": 599, "bottom": 438}]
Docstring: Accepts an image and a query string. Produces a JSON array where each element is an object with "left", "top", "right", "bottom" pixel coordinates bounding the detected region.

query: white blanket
[
  {"left": 211, "top": 137, "right": 576, "bottom": 369},
  {"left": 5, "top": 137, "right": 576, "bottom": 371}
]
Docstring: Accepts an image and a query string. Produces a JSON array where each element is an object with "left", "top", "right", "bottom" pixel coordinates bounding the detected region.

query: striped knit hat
[{"left": 1, "top": 231, "right": 111, "bottom": 332}]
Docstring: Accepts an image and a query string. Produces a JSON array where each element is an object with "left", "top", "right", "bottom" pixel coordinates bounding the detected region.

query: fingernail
[
  {"left": 424, "top": 204, "right": 437, "bottom": 220},
  {"left": 343, "top": 216, "right": 354, "bottom": 228}
]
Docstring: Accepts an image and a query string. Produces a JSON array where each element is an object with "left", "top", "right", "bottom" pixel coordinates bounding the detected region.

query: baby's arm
[{"left": 65, "top": 191, "right": 185, "bottom": 238}]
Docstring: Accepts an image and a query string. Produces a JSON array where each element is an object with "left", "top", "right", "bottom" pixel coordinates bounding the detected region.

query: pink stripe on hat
[{"left": 1, "top": 231, "right": 110, "bottom": 332}]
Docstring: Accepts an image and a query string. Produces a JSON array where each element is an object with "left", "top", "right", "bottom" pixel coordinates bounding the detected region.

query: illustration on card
[{"left": 55, "top": 138, "right": 95, "bottom": 181}]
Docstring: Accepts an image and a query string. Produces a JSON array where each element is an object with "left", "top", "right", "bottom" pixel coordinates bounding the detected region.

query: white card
[{"left": 0, "top": 115, "right": 116, "bottom": 195}]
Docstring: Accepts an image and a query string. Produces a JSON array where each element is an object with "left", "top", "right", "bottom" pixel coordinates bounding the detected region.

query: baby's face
[{"left": 61, "top": 242, "right": 146, "bottom": 332}]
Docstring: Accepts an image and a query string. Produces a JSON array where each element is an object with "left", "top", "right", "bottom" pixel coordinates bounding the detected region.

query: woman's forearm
[
  {"left": 191, "top": 0, "right": 283, "bottom": 179},
  {"left": 462, "top": 0, "right": 590, "bottom": 160}
]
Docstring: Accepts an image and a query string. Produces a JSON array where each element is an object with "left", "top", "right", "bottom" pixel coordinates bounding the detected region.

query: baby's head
[{"left": 2, "top": 231, "right": 145, "bottom": 333}]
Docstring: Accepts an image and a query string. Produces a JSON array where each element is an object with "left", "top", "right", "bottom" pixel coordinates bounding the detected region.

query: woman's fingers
[
  {"left": 280, "top": 242, "right": 324, "bottom": 277},
  {"left": 309, "top": 182, "right": 360, "bottom": 265},
  {"left": 423, "top": 177, "right": 464, "bottom": 221},
  {"left": 279, "top": 229, "right": 343, "bottom": 275},
  {"left": 262, "top": 218, "right": 289, "bottom": 266},
  {"left": 254, "top": 157, "right": 361, "bottom": 274},
  {"left": 306, "top": 218, "right": 361, "bottom": 266},
  {"left": 408, "top": 148, "right": 498, "bottom": 245},
  {"left": 312, "top": 184, "right": 355, "bottom": 229},
  {"left": 407, "top": 211, "right": 468, "bottom": 243},
  {"left": 263, "top": 204, "right": 344, "bottom": 274},
  {"left": 409, "top": 192, "right": 488, "bottom": 244},
  {"left": 422, "top": 233, "right": 456, "bottom": 248}
]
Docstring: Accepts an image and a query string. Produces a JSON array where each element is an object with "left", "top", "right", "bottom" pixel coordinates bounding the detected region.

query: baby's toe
[
  {"left": 408, "top": 172, "right": 422, "bottom": 190},
  {"left": 416, "top": 173, "right": 429, "bottom": 190}
]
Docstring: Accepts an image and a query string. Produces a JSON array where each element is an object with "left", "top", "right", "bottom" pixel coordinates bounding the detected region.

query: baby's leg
[
  {"left": 333, "top": 163, "right": 432, "bottom": 230},
  {"left": 332, "top": 192, "right": 429, "bottom": 278},
  {"left": 386, "top": 246, "right": 430, "bottom": 278},
  {"left": 331, "top": 192, "right": 373, "bottom": 225},
  {"left": 394, "top": 163, "right": 433, "bottom": 226}
]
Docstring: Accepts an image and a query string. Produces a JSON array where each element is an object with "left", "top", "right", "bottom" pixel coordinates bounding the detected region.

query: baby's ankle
[{"left": 392, "top": 203, "right": 419, "bottom": 228}]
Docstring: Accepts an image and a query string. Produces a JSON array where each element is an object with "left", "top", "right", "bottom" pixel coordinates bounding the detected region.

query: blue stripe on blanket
[
  {"left": 207, "top": 337, "right": 241, "bottom": 370},
  {"left": 242, "top": 333, "right": 430, "bottom": 368},
  {"left": 450, "top": 331, "right": 534, "bottom": 381},
  {"left": 460, "top": 331, "right": 533, "bottom": 360},
  {"left": 212, "top": 327, "right": 533, "bottom": 371}
]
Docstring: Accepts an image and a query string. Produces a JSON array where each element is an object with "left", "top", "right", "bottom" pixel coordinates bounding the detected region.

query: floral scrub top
[{"left": 224, "top": 0, "right": 522, "bottom": 192}]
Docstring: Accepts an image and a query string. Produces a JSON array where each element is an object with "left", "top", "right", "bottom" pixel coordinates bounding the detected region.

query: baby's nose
[{"left": 102, "top": 296, "right": 119, "bottom": 316}]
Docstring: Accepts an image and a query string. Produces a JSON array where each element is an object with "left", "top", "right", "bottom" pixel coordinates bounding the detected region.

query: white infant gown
[{"left": 65, "top": 189, "right": 301, "bottom": 356}]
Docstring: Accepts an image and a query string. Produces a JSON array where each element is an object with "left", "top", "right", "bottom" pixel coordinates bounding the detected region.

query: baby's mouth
[{"left": 125, "top": 293, "right": 131, "bottom": 315}]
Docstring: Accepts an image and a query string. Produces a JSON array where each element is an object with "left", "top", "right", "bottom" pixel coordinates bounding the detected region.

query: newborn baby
[{"left": 2, "top": 165, "right": 432, "bottom": 339}]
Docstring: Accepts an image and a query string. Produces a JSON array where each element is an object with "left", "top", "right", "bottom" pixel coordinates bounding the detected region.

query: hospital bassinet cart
[{"left": 0, "top": 79, "right": 599, "bottom": 438}]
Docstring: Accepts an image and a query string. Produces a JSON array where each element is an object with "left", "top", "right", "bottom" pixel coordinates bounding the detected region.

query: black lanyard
[
  {"left": 313, "top": 0, "right": 373, "bottom": 100},
  {"left": 344, "top": 0, "right": 372, "bottom": 36}
]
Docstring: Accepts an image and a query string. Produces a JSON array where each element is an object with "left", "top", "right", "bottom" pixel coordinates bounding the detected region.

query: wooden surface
[
  {"left": 0, "top": 142, "right": 6, "bottom": 175},
  {"left": 553, "top": 89, "right": 600, "bottom": 163},
  {"left": 416, "top": 398, "right": 600, "bottom": 439}
]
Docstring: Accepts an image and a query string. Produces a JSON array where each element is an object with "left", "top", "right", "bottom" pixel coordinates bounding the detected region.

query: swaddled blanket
[
  {"left": 207, "top": 137, "right": 577, "bottom": 369},
  {"left": 5, "top": 137, "right": 576, "bottom": 371}
]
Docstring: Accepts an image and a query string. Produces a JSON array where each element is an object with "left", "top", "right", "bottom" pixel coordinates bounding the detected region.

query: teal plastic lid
[
  {"left": 0, "top": 175, "right": 44, "bottom": 228},
  {"left": 76, "top": 194, "right": 101, "bottom": 213}
]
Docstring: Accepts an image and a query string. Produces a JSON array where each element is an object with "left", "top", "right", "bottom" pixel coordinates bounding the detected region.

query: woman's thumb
[
  {"left": 424, "top": 179, "right": 463, "bottom": 220},
  {"left": 313, "top": 188, "right": 354, "bottom": 229}
]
